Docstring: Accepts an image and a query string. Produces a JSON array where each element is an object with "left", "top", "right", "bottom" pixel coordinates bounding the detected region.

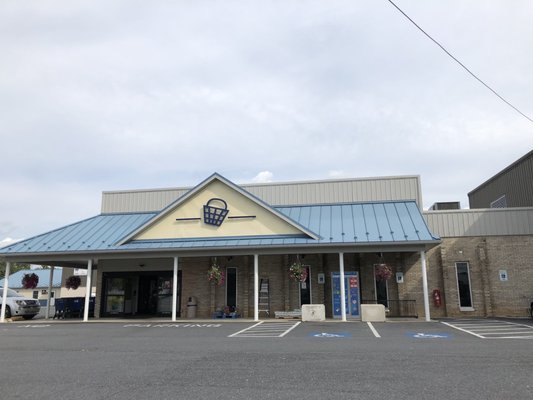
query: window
[
  {"left": 490, "top": 195, "right": 507, "bottom": 208},
  {"left": 32, "top": 291, "right": 38, "bottom": 299},
  {"left": 455, "top": 262, "right": 473, "bottom": 310}
]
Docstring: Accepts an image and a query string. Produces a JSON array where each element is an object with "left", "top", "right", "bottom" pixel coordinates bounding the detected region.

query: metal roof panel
[{"left": 0, "top": 201, "right": 437, "bottom": 256}]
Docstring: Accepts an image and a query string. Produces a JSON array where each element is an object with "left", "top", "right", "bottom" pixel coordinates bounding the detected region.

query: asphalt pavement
[{"left": 1, "top": 318, "right": 532, "bottom": 400}]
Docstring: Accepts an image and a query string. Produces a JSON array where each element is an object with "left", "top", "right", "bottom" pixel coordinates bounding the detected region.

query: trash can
[{"left": 187, "top": 296, "right": 197, "bottom": 318}]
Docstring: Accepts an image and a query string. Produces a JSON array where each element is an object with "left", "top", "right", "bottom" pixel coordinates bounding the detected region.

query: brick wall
[
  {"left": 93, "top": 235, "right": 533, "bottom": 320},
  {"left": 437, "top": 235, "right": 533, "bottom": 318}
]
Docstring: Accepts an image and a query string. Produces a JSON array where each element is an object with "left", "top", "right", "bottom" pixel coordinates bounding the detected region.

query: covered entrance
[{"left": 101, "top": 271, "right": 182, "bottom": 317}]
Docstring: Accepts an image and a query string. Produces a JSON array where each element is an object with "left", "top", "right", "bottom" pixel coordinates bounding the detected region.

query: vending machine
[{"left": 331, "top": 271, "right": 360, "bottom": 319}]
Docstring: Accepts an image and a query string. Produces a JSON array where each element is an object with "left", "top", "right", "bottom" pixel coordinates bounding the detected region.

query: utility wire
[{"left": 387, "top": 0, "right": 533, "bottom": 124}]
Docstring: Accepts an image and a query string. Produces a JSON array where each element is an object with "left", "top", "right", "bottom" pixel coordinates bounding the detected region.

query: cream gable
[{"left": 134, "top": 179, "right": 304, "bottom": 240}]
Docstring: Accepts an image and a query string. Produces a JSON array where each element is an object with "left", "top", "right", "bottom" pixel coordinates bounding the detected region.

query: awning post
[
  {"left": 254, "top": 254, "right": 259, "bottom": 321},
  {"left": 172, "top": 256, "right": 179, "bottom": 321},
  {"left": 45, "top": 266, "right": 54, "bottom": 319},
  {"left": 339, "top": 252, "right": 347, "bottom": 321},
  {"left": 420, "top": 250, "right": 431, "bottom": 321},
  {"left": 1, "top": 262, "right": 11, "bottom": 323},
  {"left": 83, "top": 259, "right": 93, "bottom": 322}
]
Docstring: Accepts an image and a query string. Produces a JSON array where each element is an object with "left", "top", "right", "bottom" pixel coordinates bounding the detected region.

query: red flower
[
  {"left": 21, "top": 273, "right": 39, "bottom": 289},
  {"left": 66, "top": 276, "right": 81, "bottom": 290}
]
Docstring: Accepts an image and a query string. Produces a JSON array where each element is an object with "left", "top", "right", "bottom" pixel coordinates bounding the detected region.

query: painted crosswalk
[
  {"left": 229, "top": 321, "right": 301, "bottom": 338},
  {"left": 442, "top": 319, "right": 533, "bottom": 339}
]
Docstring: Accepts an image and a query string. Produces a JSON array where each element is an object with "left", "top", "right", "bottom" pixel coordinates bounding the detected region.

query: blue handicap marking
[
  {"left": 310, "top": 332, "right": 351, "bottom": 338},
  {"left": 408, "top": 332, "right": 452, "bottom": 339}
]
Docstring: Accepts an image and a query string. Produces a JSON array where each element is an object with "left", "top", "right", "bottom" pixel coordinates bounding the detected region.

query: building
[
  {"left": 468, "top": 150, "right": 533, "bottom": 208},
  {"left": 1, "top": 172, "right": 532, "bottom": 321}
]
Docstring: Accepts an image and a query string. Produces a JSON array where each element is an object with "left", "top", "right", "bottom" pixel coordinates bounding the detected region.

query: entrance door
[
  {"left": 226, "top": 267, "right": 237, "bottom": 311},
  {"left": 102, "top": 272, "right": 182, "bottom": 317},
  {"left": 374, "top": 265, "right": 389, "bottom": 307},
  {"left": 300, "top": 266, "right": 311, "bottom": 305},
  {"left": 331, "top": 272, "right": 360, "bottom": 318},
  {"left": 137, "top": 273, "right": 182, "bottom": 317},
  {"left": 138, "top": 275, "right": 158, "bottom": 315}
]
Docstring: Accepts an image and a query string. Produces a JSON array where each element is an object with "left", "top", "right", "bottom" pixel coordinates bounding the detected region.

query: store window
[{"left": 456, "top": 262, "right": 473, "bottom": 310}]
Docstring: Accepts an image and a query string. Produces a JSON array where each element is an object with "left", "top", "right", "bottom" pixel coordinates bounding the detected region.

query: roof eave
[{"left": 0, "top": 238, "right": 440, "bottom": 264}]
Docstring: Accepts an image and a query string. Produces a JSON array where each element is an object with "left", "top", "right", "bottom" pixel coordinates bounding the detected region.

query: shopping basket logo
[{"left": 203, "top": 198, "right": 229, "bottom": 226}]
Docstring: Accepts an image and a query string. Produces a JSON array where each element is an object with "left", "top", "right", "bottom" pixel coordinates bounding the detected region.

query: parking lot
[{"left": 2, "top": 318, "right": 533, "bottom": 400}]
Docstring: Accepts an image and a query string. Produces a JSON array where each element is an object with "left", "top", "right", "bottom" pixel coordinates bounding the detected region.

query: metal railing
[{"left": 362, "top": 299, "right": 418, "bottom": 318}]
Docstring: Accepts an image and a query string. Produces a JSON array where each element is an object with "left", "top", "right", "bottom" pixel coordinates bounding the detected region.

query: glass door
[{"left": 104, "top": 277, "right": 126, "bottom": 315}]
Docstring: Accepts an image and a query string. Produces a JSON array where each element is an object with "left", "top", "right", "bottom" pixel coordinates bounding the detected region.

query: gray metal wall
[
  {"left": 424, "top": 207, "right": 533, "bottom": 237},
  {"left": 101, "top": 176, "right": 422, "bottom": 213},
  {"left": 468, "top": 151, "right": 533, "bottom": 208}
]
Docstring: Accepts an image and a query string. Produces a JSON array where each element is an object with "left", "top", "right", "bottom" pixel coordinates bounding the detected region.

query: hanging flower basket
[
  {"left": 289, "top": 262, "right": 308, "bottom": 282},
  {"left": 375, "top": 263, "right": 393, "bottom": 281},
  {"left": 207, "top": 264, "right": 225, "bottom": 286},
  {"left": 21, "top": 273, "right": 39, "bottom": 289},
  {"left": 66, "top": 275, "right": 82, "bottom": 290}
]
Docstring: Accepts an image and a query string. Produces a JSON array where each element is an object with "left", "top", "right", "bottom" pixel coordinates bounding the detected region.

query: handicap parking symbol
[
  {"left": 408, "top": 332, "right": 451, "bottom": 339},
  {"left": 310, "top": 332, "right": 351, "bottom": 338}
]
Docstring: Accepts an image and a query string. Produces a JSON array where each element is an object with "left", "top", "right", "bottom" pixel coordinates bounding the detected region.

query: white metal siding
[
  {"left": 424, "top": 208, "right": 533, "bottom": 237},
  {"left": 101, "top": 176, "right": 422, "bottom": 213}
]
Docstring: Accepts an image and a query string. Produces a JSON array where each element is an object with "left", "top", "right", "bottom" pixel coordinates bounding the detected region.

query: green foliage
[{"left": 0, "top": 262, "right": 31, "bottom": 280}]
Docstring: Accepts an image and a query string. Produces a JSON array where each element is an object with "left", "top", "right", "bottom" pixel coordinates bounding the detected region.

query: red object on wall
[{"left": 432, "top": 289, "right": 442, "bottom": 307}]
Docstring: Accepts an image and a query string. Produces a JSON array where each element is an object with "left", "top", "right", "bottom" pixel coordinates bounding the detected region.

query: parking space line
[
  {"left": 228, "top": 321, "right": 300, "bottom": 338},
  {"left": 367, "top": 322, "right": 381, "bottom": 338},
  {"left": 441, "top": 321, "right": 485, "bottom": 338},
  {"left": 442, "top": 320, "right": 533, "bottom": 339},
  {"left": 228, "top": 321, "right": 263, "bottom": 337},
  {"left": 279, "top": 321, "right": 301, "bottom": 337}
]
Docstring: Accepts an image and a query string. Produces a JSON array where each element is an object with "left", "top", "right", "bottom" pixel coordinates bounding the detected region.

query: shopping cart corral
[{"left": 53, "top": 297, "right": 95, "bottom": 319}]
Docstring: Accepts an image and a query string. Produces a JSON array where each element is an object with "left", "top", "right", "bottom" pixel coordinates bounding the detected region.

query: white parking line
[
  {"left": 228, "top": 321, "right": 263, "bottom": 337},
  {"left": 442, "top": 320, "right": 533, "bottom": 339},
  {"left": 441, "top": 321, "right": 485, "bottom": 338},
  {"left": 229, "top": 321, "right": 301, "bottom": 338},
  {"left": 367, "top": 322, "right": 381, "bottom": 338}
]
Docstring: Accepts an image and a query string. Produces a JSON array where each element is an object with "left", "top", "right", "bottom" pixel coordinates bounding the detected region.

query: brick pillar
[{"left": 478, "top": 241, "right": 494, "bottom": 317}]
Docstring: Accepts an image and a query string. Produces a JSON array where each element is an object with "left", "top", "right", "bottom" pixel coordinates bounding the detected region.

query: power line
[{"left": 387, "top": 0, "right": 533, "bottom": 124}]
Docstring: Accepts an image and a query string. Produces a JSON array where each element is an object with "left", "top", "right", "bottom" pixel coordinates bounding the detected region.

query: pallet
[{"left": 274, "top": 310, "right": 302, "bottom": 319}]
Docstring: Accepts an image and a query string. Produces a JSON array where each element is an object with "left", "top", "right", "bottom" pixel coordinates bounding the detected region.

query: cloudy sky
[{"left": 1, "top": 0, "right": 532, "bottom": 245}]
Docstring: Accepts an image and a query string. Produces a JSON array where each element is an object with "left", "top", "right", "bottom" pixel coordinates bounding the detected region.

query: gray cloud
[{"left": 1, "top": 0, "right": 532, "bottom": 241}]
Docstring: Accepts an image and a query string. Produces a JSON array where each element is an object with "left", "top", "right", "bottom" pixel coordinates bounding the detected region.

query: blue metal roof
[
  {"left": 0, "top": 268, "right": 63, "bottom": 288},
  {"left": 0, "top": 201, "right": 438, "bottom": 256}
]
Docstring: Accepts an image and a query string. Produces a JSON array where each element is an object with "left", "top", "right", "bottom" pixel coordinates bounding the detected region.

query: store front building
[{"left": 1, "top": 173, "right": 440, "bottom": 322}]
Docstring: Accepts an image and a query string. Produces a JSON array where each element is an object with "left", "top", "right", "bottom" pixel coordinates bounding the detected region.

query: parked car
[
  {"left": 0, "top": 288, "right": 41, "bottom": 320},
  {"left": 530, "top": 301, "right": 533, "bottom": 319}
]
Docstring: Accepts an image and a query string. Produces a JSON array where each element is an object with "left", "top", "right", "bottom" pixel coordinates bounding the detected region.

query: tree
[{"left": 0, "top": 261, "right": 31, "bottom": 280}]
